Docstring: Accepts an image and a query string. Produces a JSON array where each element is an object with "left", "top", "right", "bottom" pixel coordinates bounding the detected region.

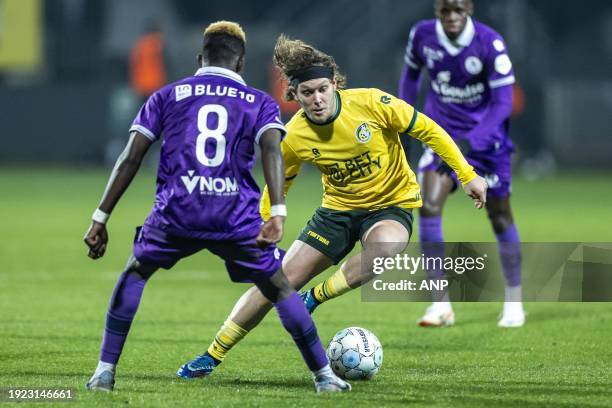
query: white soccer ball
[{"left": 327, "top": 327, "right": 383, "bottom": 380}]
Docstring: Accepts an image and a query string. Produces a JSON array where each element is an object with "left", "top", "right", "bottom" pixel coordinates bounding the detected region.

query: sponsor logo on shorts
[
  {"left": 484, "top": 173, "right": 501, "bottom": 189},
  {"left": 307, "top": 230, "right": 330, "bottom": 246}
]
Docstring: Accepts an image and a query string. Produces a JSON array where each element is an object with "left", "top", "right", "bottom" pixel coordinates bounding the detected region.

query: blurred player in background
[
  {"left": 178, "top": 34, "right": 487, "bottom": 378},
  {"left": 84, "top": 21, "right": 350, "bottom": 393},
  {"left": 129, "top": 20, "right": 167, "bottom": 103},
  {"left": 399, "top": 0, "right": 524, "bottom": 327}
]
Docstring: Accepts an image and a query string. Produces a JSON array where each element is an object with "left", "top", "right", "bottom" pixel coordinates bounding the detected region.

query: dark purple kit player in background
[
  {"left": 83, "top": 21, "right": 349, "bottom": 393},
  {"left": 398, "top": 0, "right": 524, "bottom": 328}
]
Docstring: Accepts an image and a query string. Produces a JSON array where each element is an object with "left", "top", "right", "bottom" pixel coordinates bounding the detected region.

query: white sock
[
  {"left": 504, "top": 285, "right": 522, "bottom": 303},
  {"left": 431, "top": 288, "right": 451, "bottom": 303},
  {"left": 503, "top": 301, "right": 524, "bottom": 315},
  {"left": 432, "top": 301, "right": 452, "bottom": 311},
  {"left": 94, "top": 361, "right": 116, "bottom": 377},
  {"left": 313, "top": 364, "right": 334, "bottom": 379}
]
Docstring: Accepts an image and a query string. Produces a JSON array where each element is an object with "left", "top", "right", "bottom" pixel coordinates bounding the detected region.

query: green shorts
[{"left": 297, "top": 206, "right": 413, "bottom": 264}]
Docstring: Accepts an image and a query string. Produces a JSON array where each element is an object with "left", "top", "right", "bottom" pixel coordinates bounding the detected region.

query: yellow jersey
[{"left": 261, "top": 88, "right": 476, "bottom": 218}]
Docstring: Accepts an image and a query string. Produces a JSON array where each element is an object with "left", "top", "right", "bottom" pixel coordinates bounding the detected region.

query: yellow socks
[
  {"left": 312, "top": 267, "right": 352, "bottom": 304},
  {"left": 206, "top": 319, "right": 248, "bottom": 362}
]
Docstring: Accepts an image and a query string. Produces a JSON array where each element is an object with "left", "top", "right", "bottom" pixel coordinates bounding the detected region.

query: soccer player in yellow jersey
[{"left": 177, "top": 35, "right": 487, "bottom": 378}]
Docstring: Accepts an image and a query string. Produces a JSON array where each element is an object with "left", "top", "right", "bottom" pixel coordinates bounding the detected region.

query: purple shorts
[
  {"left": 133, "top": 224, "right": 284, "bottom": 283},
  {"left": 418, "top": 147, "right": 513, "bottom": 198}
]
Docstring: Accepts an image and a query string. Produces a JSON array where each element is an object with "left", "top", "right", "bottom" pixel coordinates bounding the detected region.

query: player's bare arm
[
  {"left": 256, "top": 128, "right": 285, "bottom": 247},
  {"left": 84, "top": 132, "right": 152, "bottom": 259}
]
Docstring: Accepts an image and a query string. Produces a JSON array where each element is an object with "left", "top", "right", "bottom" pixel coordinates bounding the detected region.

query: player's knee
[
  {"left": 256, "top": 269, "right": 294, "bottom": 303},
  {"left": 285, "top": 273, "right": 310, "bottom": 291},
  {"left": 124, "top": 255, "right": 156, "bottom": 280},
  {"left": 370, "top": 241, "right": 406, "bottom": 260},
  {"left": 488, "top": 211, "right": 513, "bottom": 234},
  {"left": 420, "top": 201, "right": 443, "bottom": 217},
  {"left": 282, "top": 262, "right": 314, "bottom": 290}
]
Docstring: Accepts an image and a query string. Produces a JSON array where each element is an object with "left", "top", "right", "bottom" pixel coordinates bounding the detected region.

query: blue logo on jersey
[{"left": 355, "top": 123, "right": 372, "bottom": 144}]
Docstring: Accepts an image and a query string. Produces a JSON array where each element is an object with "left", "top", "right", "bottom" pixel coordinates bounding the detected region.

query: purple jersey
[
  {"left": 130, "top": 66, "right": 286, "bottom": 240},
  {"left": 403, "top": 17, "right": 514, "bottom": 152}
]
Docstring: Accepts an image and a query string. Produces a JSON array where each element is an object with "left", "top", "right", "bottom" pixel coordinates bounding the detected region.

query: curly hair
[{"left": 273, "top": 35, "right": 346, "bottom": 101}]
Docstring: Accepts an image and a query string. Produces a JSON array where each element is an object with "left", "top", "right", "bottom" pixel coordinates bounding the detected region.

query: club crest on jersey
[
  {"left": 355, "top": 123, "right": 372, "bottom": 144},
  {"left": 464, "top": 56, "right": 483, "bottom": 75}
]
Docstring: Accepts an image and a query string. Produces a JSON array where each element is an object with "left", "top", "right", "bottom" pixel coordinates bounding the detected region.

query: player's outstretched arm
[
  {"left": 256, "top": 129, "right": 285, "bottom": 247},
  {"left": 84, "top": 132, "right": 152, "bottom": 259}
]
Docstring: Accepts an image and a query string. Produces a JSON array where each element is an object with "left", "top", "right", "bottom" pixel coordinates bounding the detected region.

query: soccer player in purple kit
[
  {"left": 83, "top": 21, "right": 350, "bottom": 393},
  {"left": 399, "top": 0, "right": 525, "bottom": 327}
]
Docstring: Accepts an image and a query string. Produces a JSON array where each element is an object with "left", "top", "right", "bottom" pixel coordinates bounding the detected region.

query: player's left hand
[
  {"left": 84, "top": 221, "right": 108, "bottom": 259},
  {"left": 256, "top": 216, "right": 285, "bottom": 248},
  {"left": 463, "top": 176, "right": 488, "bottom": 209}
]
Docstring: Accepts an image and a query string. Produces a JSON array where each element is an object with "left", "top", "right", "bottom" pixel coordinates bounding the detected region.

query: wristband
[
  {"left": 92, "top": 208, "right": 110, "bottom": 224},
  {"left": 270, "top": 204, "right": 287, "bottom": 217}
]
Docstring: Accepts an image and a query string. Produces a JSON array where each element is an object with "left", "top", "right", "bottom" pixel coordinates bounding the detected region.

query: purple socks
[
  {"left": 496, "top": 224, "right": 522, "bottom": 287},
  {"left": 274, "top": 292, "right": 328, "bottom": 371},
  {"left": 419, "top": 216, "right": 445, "bottom": 279},
  {"left": 100, "top": 271, "right": 147, "bottom": 364},
  {"left": 420, "top": 216, "right": 522, "bottom": 294}
]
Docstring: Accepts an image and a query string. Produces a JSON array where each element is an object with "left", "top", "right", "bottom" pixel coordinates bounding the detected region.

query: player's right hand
[
  {"left": 463, "top": 176, "right": 488, "bottom": 209},
  {"left": 84, "top": 221, "right": 108, "bottom": 259},
  {"left": 256, "top": 216, "right": 285, "bottom": 248}
]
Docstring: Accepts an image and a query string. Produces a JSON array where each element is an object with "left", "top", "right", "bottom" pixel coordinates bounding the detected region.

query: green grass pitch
[{"left": 1, "top": 167, "right": 611, "bottom": 407}]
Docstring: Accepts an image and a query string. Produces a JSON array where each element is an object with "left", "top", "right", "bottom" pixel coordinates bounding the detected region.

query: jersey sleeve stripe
[
  {"left": 489, "top": 75, "right": 515, "bottom": 89},
  {"left": 404, "top": 110, "right": 419, "bottom": 134},
  {"left": 255, "top": 123, "right": 287, "bottom": 145},
  {"left": 129, "top": 124, "right": 158, "bottom": 141},
  {"left": 285, "top": 174, "right": 298, "bottom": 181}
]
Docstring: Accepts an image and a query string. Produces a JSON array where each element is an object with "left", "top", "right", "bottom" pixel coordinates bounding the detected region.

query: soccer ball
[{"left": 327, "top": 327, "right": 383, "bottom": 380}]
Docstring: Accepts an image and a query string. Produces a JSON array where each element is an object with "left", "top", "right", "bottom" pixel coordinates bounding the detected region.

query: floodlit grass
[{"left": 0, "top": 167, "right": 610, "bottom": 407}]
